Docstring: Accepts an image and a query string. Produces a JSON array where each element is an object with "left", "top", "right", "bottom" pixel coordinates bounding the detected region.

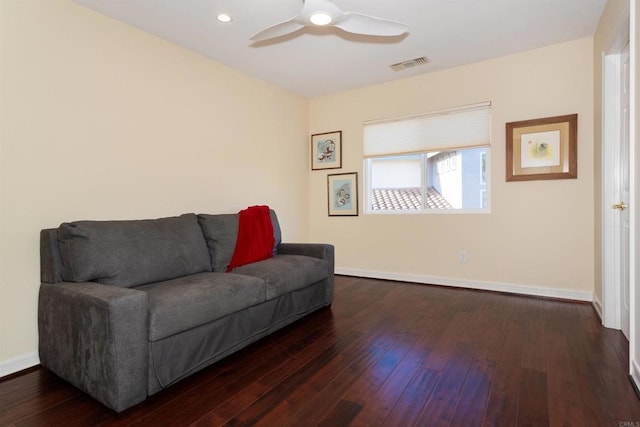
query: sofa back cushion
[
  {"left": 197, "top": 209, "right": 281, "bottom": 272},
  {"left": 57, "top": 213, "right": 211, "bottom": 288}
]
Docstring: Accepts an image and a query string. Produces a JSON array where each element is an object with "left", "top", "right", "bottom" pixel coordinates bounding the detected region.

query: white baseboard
[
  {"left": 0, "top": 352, "right": 40, "bottom": 378},
  {"left": 335, "top": 267, "right": 593, "bottom": 302},
  {"left": 592, "top": 296, "right": 604, "bottom": 321},
  {"left": 631, "top": 359, "right": 640, "bottom": 394}
]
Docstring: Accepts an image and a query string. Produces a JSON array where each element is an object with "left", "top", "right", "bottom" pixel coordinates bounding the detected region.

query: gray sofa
[{"left": 38, "top": 211, "right": 334, "bottom": 412}]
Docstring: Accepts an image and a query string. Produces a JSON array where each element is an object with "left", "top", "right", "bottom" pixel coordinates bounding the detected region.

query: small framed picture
[
  {"left": 311, "top": 131, "right": 342, "bottom": 170},
  {"left": 327, "top": 172, "right": 358, "bottom": 216},
  {"left": 506, "top": 114, "right": 577, "bottom": 181}
]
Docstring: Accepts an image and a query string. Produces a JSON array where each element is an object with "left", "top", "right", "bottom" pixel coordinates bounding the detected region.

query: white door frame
[
  {"left": 602, "top": 51, "right": 623, "bottom": 329},
  {"left": 629, "top": 0, "right": 639, "bottom": 390},
  {"left": 602, "top": 15, "right": 630, "bottom": 330}
]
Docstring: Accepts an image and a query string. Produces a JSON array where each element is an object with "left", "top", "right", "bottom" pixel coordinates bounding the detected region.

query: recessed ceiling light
[
  {"left": 309, "top": 12, "right": 332, "bottom": 26},
  {"left": 217, "top": 14, "right": 232, "bottom": 23}
]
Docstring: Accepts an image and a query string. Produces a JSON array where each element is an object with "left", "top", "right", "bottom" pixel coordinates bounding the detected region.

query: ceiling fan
[{"left": 250, "top": 0, "right": 409, "bottom": 42}]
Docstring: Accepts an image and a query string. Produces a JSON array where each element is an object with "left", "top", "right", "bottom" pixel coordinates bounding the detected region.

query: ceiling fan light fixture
[
  {"left": 309, "top": 12, "right": 332, "bottom": 26},
  {"left": 250, "top": 0, "right": 409, "bottom": 42}
]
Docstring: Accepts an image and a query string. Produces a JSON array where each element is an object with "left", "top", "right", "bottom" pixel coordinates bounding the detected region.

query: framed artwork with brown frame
[
  {"left": 311, "top": 130, "right": 342, "bottom": 170},
  {"left": 506, "top": 114, "right": 577, "bottom": 181},
  {"left": 327, "top": 172, "right": 358, "bottom": 216}
]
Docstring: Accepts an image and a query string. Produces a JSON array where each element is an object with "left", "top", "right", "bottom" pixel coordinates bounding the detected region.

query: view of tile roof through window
[{"left": 370, "top": 187, "right": 453, "bottom": 210}]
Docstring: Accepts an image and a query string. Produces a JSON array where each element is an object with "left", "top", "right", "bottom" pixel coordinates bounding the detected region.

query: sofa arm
[
  {"left": 278, "top": 243, "right": 335, "bottom": 304},
  {"left": 38, "top": 282, "right": 148, "bottom": 412}
]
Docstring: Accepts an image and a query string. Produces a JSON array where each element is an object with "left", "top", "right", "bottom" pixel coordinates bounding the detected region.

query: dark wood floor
[{"left": 2, "top": 276, "right": 639, "bottom": 426}]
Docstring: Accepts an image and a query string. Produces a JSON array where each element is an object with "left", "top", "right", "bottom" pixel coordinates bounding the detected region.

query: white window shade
[{"left": 364, "top": 102, "right": 491, "bottom": 157}]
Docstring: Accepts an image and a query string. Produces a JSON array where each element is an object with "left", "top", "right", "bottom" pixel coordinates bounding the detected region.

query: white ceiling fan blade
[
  {"left": 250, "top": 19, "right": 305, "bottom": 42},
  {"left": 334, "top": 13, "right": 409, "bottom": 37}
]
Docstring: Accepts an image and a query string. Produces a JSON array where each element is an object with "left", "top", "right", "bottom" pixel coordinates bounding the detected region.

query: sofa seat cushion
[
  {"left": 137, "top": 272, "right": 266, "bottom": 341},
  {"left": 232, "top": 255, "right": 328, "bottom": 300}
]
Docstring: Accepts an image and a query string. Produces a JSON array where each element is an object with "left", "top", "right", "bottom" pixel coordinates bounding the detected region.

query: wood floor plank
[
  {"left": 342, "top": 332, "right": 420, "bottom": 409},
  {"left": 0, "top": 370, "right": 81, "bottom": 425},
  {"left": 382, "top": 367, "right": 440, "bottom": 427},
  {"left": 316, "top": 399, "right": 363, "bottom": 427},
  {"left": 2, "top": 276, "right": 639, "bottom": 426},
  {"left": 222, "top": 330, "right": 361, "bottom": 426},
  {"left": 192, "top": 381, "right": 270, "bottom": 425},
  {"left": 14, "top": 393, "right": 112, "bottom": 427},
  {"left": 543, "top": 302, "right": 588, "bottom": 427},
  {"left": 251, "top": 321, "right": 412, "bottom": 426},
  {"left": 349, "top": 358, "right": 421, "bottom": 426},
  {"left": 415, "top": 342, "right": 476, "bottom": 426},
  {"left": 282, "top": 346, "right": 388, "bottom": 427},
  {"left": 449, "top": 357, "right": 496, "bottom": 427},
  {"left": 516, "top": 368, "right": 549, "bottom": 427},
  {"left": 481, "top": 295, "right": 526, "bottom": 426},
  {"left": 230, "top": 313, "right": 395, "bottom": 426}
]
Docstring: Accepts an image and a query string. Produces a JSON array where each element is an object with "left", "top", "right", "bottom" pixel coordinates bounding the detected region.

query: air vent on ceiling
[{"left": 390, "top": 56, "right": 429, "bottom": 72}]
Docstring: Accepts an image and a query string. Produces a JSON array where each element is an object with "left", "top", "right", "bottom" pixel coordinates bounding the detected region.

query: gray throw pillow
[
  {"left": 197, "top": 209, "right": 282, "bottom": 272},
  {"left": 57, "top": 213, "right": 212, "bottom": 287}
]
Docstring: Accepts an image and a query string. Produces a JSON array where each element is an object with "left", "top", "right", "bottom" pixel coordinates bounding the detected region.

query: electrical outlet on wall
[{"left": 459, "top": 250, "right": 468, "bottom": 263}]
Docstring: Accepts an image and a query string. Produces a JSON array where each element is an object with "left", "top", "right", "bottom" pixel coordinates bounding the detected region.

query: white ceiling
[{"left": 74, "top": 0, "right": 607, "bottom": 98}]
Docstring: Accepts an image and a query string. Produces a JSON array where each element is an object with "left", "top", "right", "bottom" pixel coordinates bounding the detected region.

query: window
[{"left": 363, "top": 102, "right": 491, "bottom": 213}]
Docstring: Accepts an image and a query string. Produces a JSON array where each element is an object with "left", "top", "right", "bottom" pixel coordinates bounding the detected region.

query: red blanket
[{"left": 226, "top": 205, "right": 274, "bottom": 272}]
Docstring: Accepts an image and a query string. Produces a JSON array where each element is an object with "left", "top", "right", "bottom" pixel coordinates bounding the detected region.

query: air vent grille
[{"left": 390, "top": 56, "right": 429, "bottom": 72}]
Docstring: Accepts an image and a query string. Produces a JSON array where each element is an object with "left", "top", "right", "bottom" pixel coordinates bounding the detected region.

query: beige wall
[
  {"left": 309, "top": 38, "right": 594, "bottom": 297},
  {"left": 0, "top": 1, "right": 309, "bottom": 368}
]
